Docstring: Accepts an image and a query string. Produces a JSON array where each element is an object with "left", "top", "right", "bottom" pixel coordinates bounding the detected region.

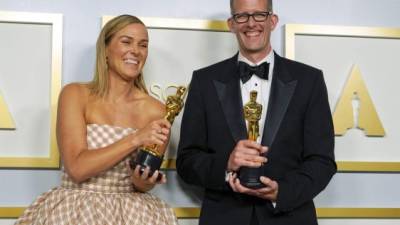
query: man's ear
[
  {"left": 270, "top": 14, "right": 279, "bottom": 31},
  {"left": 227, "top": 18, "right": 236, "bottom": 33}
]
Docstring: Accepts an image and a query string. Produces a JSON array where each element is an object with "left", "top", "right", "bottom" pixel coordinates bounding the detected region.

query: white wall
[{"left": 1, "top": 0, "right": 400, "bottom": 224}]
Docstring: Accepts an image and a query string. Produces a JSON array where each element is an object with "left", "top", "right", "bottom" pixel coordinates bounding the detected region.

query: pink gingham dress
[{"left": 15, "top": 124, "right": 178, "bottom": 225}]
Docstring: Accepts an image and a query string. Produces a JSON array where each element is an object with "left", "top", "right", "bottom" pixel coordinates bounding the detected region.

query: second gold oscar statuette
[{"left": 130, "top": 86, "right": 187, "bottom": 180}]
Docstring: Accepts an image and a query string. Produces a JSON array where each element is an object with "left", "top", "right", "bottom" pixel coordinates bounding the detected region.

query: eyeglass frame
[{"left": 231, "top": 11, "right": 273, "bottom": 24}]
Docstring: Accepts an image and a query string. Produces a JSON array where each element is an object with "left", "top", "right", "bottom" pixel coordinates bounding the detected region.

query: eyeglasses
[{"left": 231, "top": 11, "right": 272, "bottom": 23}]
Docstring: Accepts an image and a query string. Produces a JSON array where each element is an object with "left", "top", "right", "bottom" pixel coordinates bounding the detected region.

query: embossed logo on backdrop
[{"left": 333, "top": 65, "right": 385, "bottom": 137}]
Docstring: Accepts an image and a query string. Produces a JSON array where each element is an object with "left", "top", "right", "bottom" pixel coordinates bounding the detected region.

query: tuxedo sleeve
[
  {"left": 275, "top": 71, "right": 337, "bottom": 213},
  {"left": 176, "top": 72, "right": 230, "bottom": 191}
]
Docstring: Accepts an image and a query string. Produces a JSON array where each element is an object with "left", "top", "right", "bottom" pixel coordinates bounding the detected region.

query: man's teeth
[{"left": 246, "top": 31, "right": 260, "bottom": 36}]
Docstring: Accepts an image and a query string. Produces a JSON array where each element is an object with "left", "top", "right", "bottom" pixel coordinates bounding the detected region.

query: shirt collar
[{"left": 237, "top": 50, "right": 274, "bottom": 66}]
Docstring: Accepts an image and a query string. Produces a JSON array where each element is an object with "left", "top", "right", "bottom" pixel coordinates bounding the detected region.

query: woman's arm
[{"left": 57, "top": 84, "right": 169, "bottom": 183}]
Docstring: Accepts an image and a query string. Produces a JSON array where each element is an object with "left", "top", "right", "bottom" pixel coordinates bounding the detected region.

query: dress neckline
[{"left": 86, "top": 123, "right": 137, "bottom": 131}]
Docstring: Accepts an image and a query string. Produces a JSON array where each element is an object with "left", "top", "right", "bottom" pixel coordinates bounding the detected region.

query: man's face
[{"left": 228, "top": 0, "right": 278, "bottom": 60}]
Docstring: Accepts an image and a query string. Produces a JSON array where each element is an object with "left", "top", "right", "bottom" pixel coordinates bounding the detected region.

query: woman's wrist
[{"left": 129, "top": 132, "right": 140, "bottom": 150}]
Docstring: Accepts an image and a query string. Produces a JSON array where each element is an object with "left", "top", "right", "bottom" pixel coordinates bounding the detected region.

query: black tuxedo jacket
[{"left": 177, "top": 53, "right": 336, "bottom": 225}]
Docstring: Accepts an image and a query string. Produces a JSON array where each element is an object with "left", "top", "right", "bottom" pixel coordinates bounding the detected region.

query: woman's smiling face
[{"left": 106, "top": 23, "right": 149, "bottom": 81}]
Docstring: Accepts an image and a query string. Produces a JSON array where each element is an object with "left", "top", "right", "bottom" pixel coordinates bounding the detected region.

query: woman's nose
[{"left": 129, "top": 44, "right": 139, "bottom": 54}]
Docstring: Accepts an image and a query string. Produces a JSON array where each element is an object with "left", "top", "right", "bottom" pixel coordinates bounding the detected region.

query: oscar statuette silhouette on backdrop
[
  {"left": 238, "top": 90, "right": 265, "bottom": 189},
  {"left": 130, "top": 86, "right": 187, "bottom": 180}
]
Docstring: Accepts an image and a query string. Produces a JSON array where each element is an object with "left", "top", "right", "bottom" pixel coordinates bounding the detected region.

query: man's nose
[{"left": 247, "top": 15, "right": 257, "bottom": 26}]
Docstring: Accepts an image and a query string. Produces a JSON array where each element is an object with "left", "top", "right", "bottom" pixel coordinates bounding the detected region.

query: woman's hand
[
  {"left": 130, "top": 165, "right": 167, "bottom": 192},
  {"left": 131, "top": 119, "right": 171, "bottom": 149}
]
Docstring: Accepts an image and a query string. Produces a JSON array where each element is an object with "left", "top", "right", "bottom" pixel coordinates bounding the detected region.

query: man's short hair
[{"left": 230, "top": 0, "right": 273, "bottom": 14}]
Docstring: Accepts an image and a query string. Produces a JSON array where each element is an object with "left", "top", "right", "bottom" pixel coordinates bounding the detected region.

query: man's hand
[
  {"left": 227, "top": 140, "right": 268, "bottom": 172},
  {"left": 228, "top": 172, "right": 278, "bottom": 202}
]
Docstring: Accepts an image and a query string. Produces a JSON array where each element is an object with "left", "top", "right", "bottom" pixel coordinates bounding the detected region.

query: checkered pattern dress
[{"left": 15, "top": 124, "right": 178, "bottom": 225}]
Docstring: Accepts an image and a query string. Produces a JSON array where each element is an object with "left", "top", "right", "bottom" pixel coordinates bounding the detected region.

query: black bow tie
[{"left": 238, "top": 61, "right": 269, "bottom": 83}]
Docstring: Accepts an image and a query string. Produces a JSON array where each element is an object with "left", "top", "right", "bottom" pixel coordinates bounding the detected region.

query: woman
[{"left": 15, "top": 15, "right": 178, "bottom": 225}]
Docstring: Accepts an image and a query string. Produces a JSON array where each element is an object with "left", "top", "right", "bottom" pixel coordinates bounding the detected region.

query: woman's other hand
[{"left": 130, "top": 165, "right": 167, "bottom": 192}]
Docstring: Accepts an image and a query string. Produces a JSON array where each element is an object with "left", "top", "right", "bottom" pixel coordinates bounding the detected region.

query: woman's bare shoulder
[
  {"left": 142, "top": 94, "right": 166, "bottom": 120},
  {"left": 61, "top": 83, "right": 89, "bottom": 94},
  {"left": 59, "top": 83, "right": 90, "bottom": 106}
]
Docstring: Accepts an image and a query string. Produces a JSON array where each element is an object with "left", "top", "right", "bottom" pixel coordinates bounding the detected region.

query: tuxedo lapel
[
  {"left": 262, "top": 53, "right": 297, "bottom": 147},
  {"left": 213, "top": 55, "right": 247, "bottom": 143}
]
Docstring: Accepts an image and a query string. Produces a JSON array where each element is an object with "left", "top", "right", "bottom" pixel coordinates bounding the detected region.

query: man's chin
[{"left": 243, "top": 46, "right": 266, "bottom": 54}]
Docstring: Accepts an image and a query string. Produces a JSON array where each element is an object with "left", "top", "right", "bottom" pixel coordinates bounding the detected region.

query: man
[{"left": 176, "top": 0, "right": 336, "bottom": 224}]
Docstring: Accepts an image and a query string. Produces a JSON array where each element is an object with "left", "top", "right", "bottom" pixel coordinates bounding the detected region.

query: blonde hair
[{"left": 88, "top": 14, "right": 148, "bottom": 97}]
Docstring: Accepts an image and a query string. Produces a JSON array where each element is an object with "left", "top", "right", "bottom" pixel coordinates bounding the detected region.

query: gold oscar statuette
[
  {"left": 244, "top": 91, "right": 262, "bottom": 141},
  {"left": 130, "top": 86, "right": 187, "bottom": 179},
  {"left": 239, "top": 90, "right": 265, "bottom": 189}
]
